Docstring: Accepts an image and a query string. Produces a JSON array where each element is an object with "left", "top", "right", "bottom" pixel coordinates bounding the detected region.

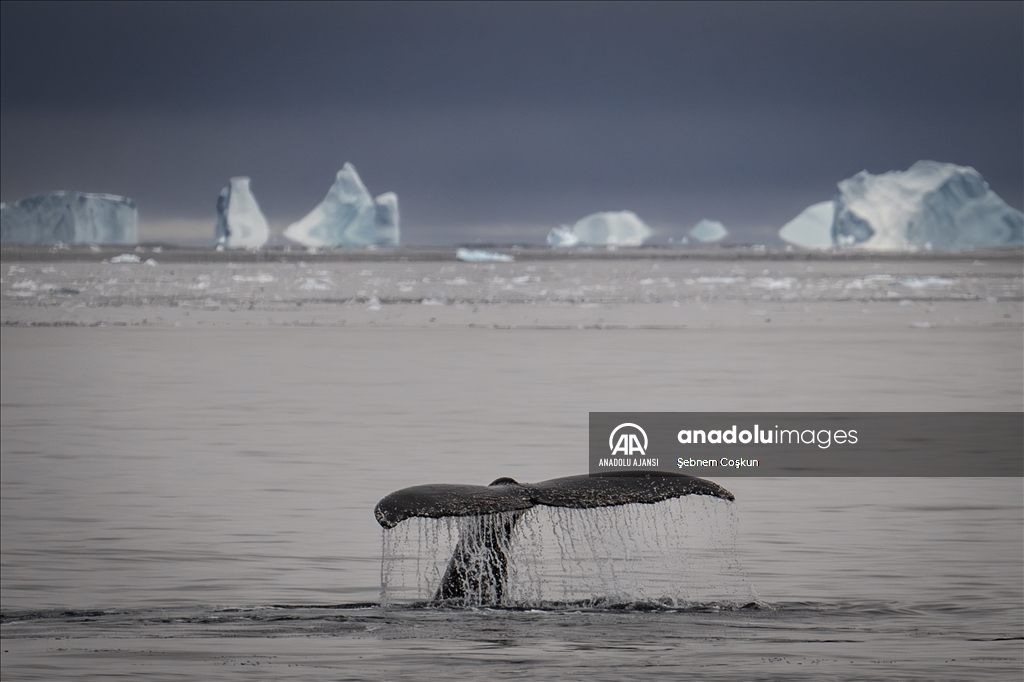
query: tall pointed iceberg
[
  {"left": 284, "top": 163, "right": 400, "bottom": 247},
  {"left": 1, "top": 191, "right": 137, "bottom": 244},
  {"left": 215, "top": 177, "right": 269, "bottom": 249}
]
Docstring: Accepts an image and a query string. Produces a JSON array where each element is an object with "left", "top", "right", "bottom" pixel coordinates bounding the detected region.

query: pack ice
[
  {"left": 284, "top": 163, "right": 399, "bottom": 248},
  {"left": 547, "top": 211, "right": 652, "bottom": 247},
  {"left": 781, "top": 161, "right": 1023, "bottom": 251},
  {"left": 1, "top": 191, "right": 137, "bottom": 245},
  {"left": 215, "top": 177, "right": 269, "bottom": 248}
]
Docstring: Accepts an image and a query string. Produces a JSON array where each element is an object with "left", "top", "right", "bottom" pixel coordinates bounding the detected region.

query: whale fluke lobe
[
  {"left": 531, "top": 472, "right": 734, "bottom": 509},
  {"left": 374, "top": 482, "right": 534, "bottom": 529},
  {"left": 374, "top": 471, "right": 734, "bottom": 530}
]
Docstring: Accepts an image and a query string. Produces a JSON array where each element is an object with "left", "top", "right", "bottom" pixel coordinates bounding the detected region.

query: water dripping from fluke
[{"left": 375, "top": 472, "right": 756, "bottom": 609}]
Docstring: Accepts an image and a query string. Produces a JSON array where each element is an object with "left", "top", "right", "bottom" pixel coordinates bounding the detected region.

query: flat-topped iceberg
[
  {"left": 284, "top": 163, "right": 400, "bottom": 248},
  {"left": 215, "top": 177, "right": 269, "bottom": 249},
  {"left": 1, "top": 191, "right": 137, "bottom": 244},
  {"left": 547, "top": 211, "right": 651, "bottom": 247},
  {"left": 779, "top": 201, "right": 835, "bottom": 249},
  {"left": 688, "top": 219, "right": 728, "bottom": 243}
]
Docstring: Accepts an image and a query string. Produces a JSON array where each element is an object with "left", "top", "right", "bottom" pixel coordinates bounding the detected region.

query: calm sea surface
[{"left": 2, "top": 257, "right": 1022, "bottom": 680}]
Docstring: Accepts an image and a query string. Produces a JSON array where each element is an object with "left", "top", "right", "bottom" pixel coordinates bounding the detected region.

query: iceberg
[
  {"left": 546, "top": 225, "right": 580, "bottom": 247},
  {"left": 284, "top": 163, "right": 400, "bottom": 247},
  {"left": 779, "top": 201, "right": 835, "bottom": 249},
  {"left": 547, "top": 211, "right": 652, "bottom": 247},
  {"left": 1, "top": 191, "right": 137, "bottom": 244},
  {"left": 215, "top": 177, "right": 269, "bottom": 249},
  {"left": 688, "top": 219, "right": 728, "bottom": 243},
  {"left": 373, "top": 192, "right": 400, "bottom": 247},
  {"left": 833, "top": 161, "right": 1023, "bottom": 251}
]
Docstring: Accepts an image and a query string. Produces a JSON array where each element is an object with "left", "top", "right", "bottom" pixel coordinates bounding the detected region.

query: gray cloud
[{"left": 2, "top": 2, "right": 1020, "bottom": 244}]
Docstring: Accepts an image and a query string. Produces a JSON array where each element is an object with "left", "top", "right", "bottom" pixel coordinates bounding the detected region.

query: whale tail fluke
[
  {"left": 374, "top": 471, "right": 733, "bottom": 529},
  {"left": 376, "top": 472, "right": 735, "bottom": 606}
]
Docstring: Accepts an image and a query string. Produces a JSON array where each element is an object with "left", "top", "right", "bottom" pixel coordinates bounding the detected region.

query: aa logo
[{"left": 609, "top": 423, "right": 648, "bottom": 456}]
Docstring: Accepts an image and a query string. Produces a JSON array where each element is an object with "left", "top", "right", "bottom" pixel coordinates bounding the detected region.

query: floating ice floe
[
  {"left": 1, "top": 191, "right": 137, "bottom": 245},
  {"left": 781, "top": 161, "right": 1023, "bottom": 251},
  {"left": 779, "top": 201, "right": 835, "bottom": 249},
  {"left": 284, "top": 163, "right": 400, "bottom": 248},
  {"left": 547, "top": 211, "right": 652, "bottom": 247},
  {"left": 688, "top": 219, "right": 728, "bottom": 243},
  {"left": 231, "top": 273, "right": 275, "bottom": 283},
  {"left": 215, "top": 177, "right": 269, "bottom": 248},
  {"left": 456, "top": 248, "right": 514, "bottom": 262}
]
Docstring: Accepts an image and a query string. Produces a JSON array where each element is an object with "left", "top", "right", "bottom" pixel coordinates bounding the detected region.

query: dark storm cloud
[{"left": 2, "top": 1, "right": 1021, "bottom": 244}]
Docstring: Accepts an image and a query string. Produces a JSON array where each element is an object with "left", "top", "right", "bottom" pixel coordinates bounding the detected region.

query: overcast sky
[{"left": 2, "top": 1, "right": 1021, "bottom": 245}]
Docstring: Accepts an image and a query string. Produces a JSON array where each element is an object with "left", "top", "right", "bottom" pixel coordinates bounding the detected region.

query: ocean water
[{"left": 2, "top": 254, "right": 1022, "bottom": 680}]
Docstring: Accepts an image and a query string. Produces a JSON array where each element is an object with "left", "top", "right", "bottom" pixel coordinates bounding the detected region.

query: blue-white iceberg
[
  {"left": 833, "top": 161, "right": 1022, "bottom": 250},
  {"left": 284, "top": 163, "right": 399, "bottom": 247},
  {"left": 547, "top": 211, "right": 651, "bottom": 247},
  {"left": 778, "top": 201, "right": 835, "bottom": 249},
  {"left": 779, "top": 162, "right": 1023, "bottom": 251},
  {"left": 547, "top": 225, "right": 580, "bottom": 247},
  {"left": 688, "top": 219, "right": 728, "bottom": 243},
  {"left": 215, "top": 177, "right": 269, "bottom": 249},
  {"left": 1, "top": 191, "right": 137, "bottom": 244}
]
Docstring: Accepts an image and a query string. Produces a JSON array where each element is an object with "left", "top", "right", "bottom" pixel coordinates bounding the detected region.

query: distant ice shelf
[
  {"left": 547, "top": 211, "right": 652, "bottom": 247},
  {"left": 215, "top": 177, "right": 269, "bottom": 249},
  {"left": 1, "top": 191, "right": 137, "bottom": 245},
  {"left": 284, "top": 163, "right": 400, "bottom": 248}
]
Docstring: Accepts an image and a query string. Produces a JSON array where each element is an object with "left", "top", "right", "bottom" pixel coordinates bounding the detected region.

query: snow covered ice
[
  {"left": 283, "top": 163, "right": 400, "bottom": 248},
  {"left": 1, "top": 191, "right": 137, "bottom": 245},
  {"left": 689, "top": 219, "right": 728, "bottom": 243},
  {"left": 547, "top": 211, "right": 652, "bottom": 247},
  {"left": 215, "top": 177, "right": 269, "bottom": 249},
  {"left": 833, "top": 161, "right": 1023, "bottom": 251},
  {"left": 779, "top": 201, "right": 835, "bottom": 249}
]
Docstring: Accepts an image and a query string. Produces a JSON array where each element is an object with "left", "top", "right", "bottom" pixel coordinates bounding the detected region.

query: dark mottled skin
[
  {"left": 375, "top": 472, "right": 734, "bottom": 529},
  {"left": 375, "top": 472, "right": 734, "bottom": 605}
]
